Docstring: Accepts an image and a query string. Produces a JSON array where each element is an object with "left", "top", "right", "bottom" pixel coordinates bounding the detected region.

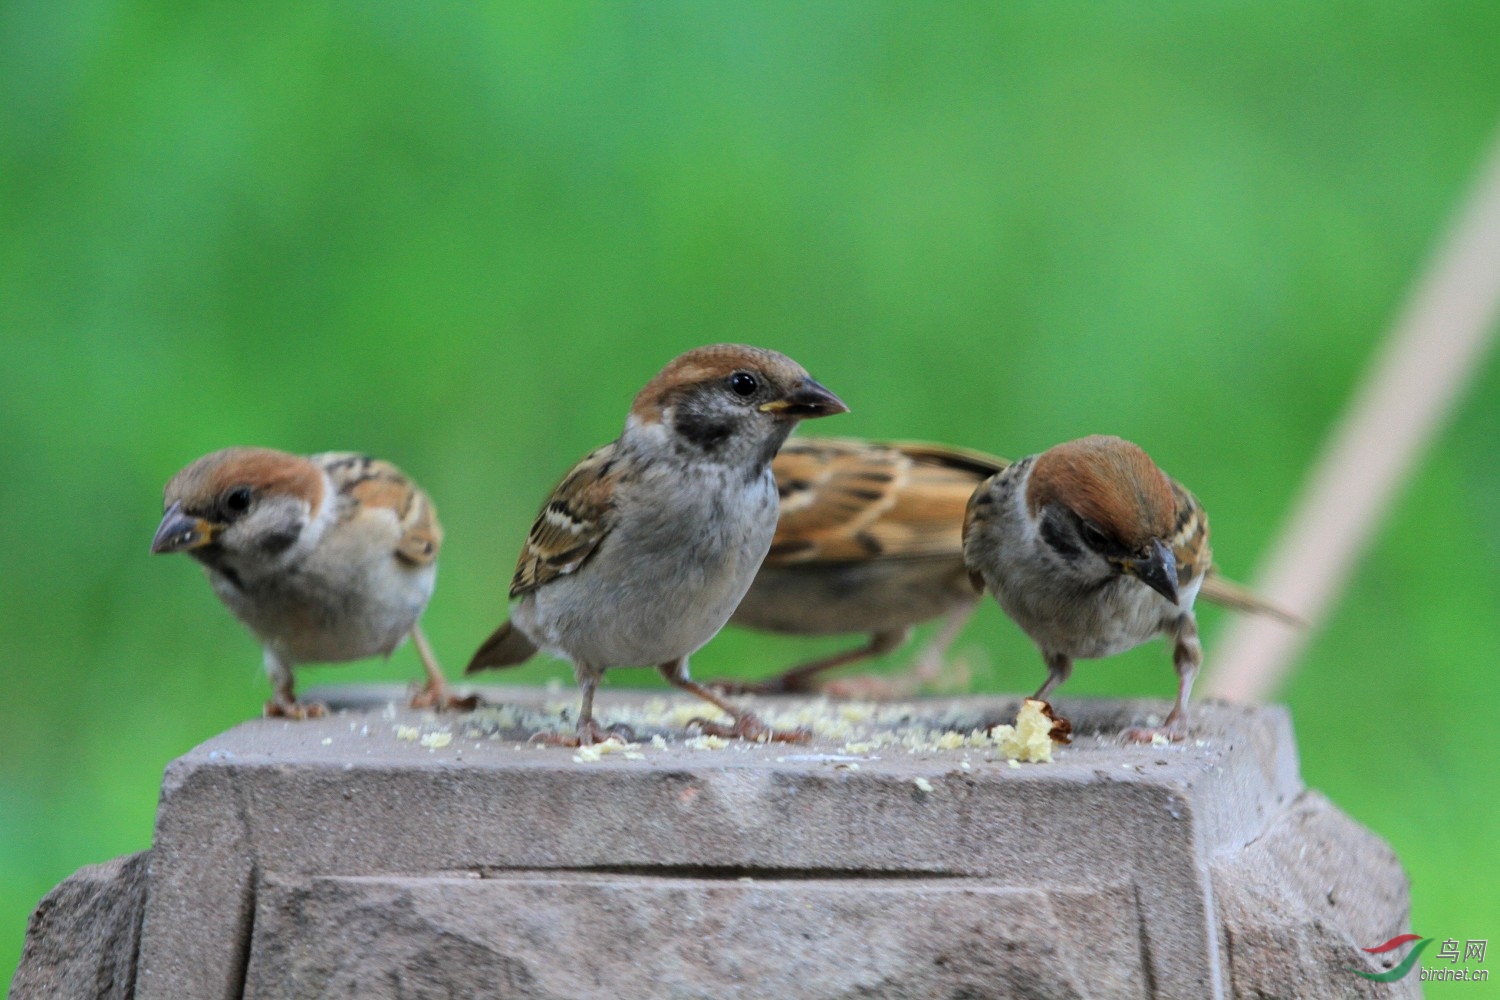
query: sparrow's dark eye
[
  {"left": 729, "top": 372, "right": 758, "bottom": 397},
  {"left": 224, "top": 487, "right": 253, "bottom": 515},
  {"left": 1079, "top": 521, "right": 1111, "bottom": 552}
]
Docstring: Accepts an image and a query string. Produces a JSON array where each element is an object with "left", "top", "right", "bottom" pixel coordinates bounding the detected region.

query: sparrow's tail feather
[
  {"left": 465, "top": 621, "right": 540, "bottom": 673},
  {"left": 1199, "top": 574, "right": 1305, "bottom": 628}
]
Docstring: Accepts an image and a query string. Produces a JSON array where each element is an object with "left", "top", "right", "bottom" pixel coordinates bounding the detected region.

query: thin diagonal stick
[{"left": 1205, "top": 127, "right": 1500, "bottom": 702}]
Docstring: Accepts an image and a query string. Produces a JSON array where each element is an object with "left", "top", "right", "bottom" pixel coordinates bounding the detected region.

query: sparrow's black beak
[
  {"left": 151, "top": 502, "right": 218, "bottom": 554},
  {"left": 1126, "top": 538, "right": 1180, "bottom": 606},
  {"left": 760, "top": 377, "right": 849, "bottom": 419}
]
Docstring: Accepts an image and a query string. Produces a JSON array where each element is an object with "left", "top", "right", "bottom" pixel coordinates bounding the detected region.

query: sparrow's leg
[
  {"left": 712, "top": 628, "right": 910, "bottom": 696},
  {"left": 820, "top": 600, "right": 982, "bottom": 700},
  {"left": 530, "top": 666, "right": 634, "bottom": 746},
  {"left": 1125, "top": 615, "right": 1201, "bottom": 743},
  {"left": 1026, "top": 650, "right": 1074, "bottom": 732},
  {"left": 661, "top": 659, "right": 811, "bottom": 744},
  {"left": 261, "top": 649, "right": 325, "bottom": 720},
  {"left": 906, "top": 599, "right": 980, "bottom": 687},
  {"left": 1031, "top": 651, "right": 1073, "bottom": 702},
  {"left": 407, "top": 624, "right": 481, "bottom": 712}
]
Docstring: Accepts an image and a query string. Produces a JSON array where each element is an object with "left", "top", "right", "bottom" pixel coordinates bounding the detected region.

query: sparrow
[
  {"left": 464, "top": 344, "right": 848, "bottom": 745},
  {"left": 963, "top": 434, "right": 1214, "bottom": 741},
  {"left": 152, "top": 448, "right": 470, "bottom": 718},
  {"left": 721, "top": 437, "right": 1298, "bottom": 698},
  {"left": 723, "top": 438, "right": 1001, "bottom": 695}
]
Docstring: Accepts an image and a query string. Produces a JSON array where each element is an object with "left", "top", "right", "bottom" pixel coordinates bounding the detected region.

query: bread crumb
[
  {"left": 1150, "top": 733, "right": 1170, "bottom": 747},
  {"left": 993, "top": 699, "right": 1059, "bottom": 763},
  {"left": 914, "top": 776, "right": 934, "bottom": 793},
  {"left": 837, "top": 703, "right": 875, "bottom": 723},
  {"left": 320, "top": 737, "right": 333, "bottom": 746},
  {"left": 934, "top": 731, "right": 965, "bottom": 751},
  {"left": 394, "top": 725, "right": 420, "bottom": 742},
  {"left": 1007, "top": 759, "right": 1022, "bottom": 769},
  {"left": 686, "top": 734, "right": 730, "bottom": 751},
  {"left": 419, "top": 731, "right": 453, "bottom": 750},
  {"left": 571, "top": 737, "right": 637, "bottom": 762},
  {"left": 651, "top": 734, "right": 668, "bottom": 750}
]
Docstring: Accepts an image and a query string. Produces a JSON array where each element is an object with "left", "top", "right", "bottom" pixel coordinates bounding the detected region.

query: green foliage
[{"left": 3, "top": 3, "right": 1497, "bottom": 990}]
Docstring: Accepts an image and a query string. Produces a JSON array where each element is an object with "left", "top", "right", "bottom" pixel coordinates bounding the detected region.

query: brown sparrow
[
  {"left": 464, "top": 344, "right": 848, "bottom": 745},
  {"left": 152, "top": 448, "right": 470, "bottom": 718},
  {"left": 723, "top": 438, "right": 1001, "bottom": 695},
  {"left": 722, "top": 437, "right": 1296, "bottom": 697},
  {"left": 963, "top": 435, "right": 1213, "bottom": 741}
]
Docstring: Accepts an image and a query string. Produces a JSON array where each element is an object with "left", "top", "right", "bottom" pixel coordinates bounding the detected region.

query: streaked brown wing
[
  {"left": 315, "top": 452, "right": 443, "bottom": 566},
  {"left": 510, "top": 444, "right": 621, "bottom": 598},
  {"left": 1167, "top": 478, "right": 1211, "bottom": 587},
  {"left": 770, "top": 438, "right": 1006, "bottom": 564}
]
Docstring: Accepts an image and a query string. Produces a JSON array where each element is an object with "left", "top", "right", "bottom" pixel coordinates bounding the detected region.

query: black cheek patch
[
  {"left": 259, "top": 526, "right": 302, "bottom": 556},
  {"left": 1040, "top": 513, "right": 1081, "bottom": 560},
  {"left": 673, "top": 410, "right": 733, "bottom": 452},
  {"left": 212, "top": 564, "right": 244, "bottom": 592}
]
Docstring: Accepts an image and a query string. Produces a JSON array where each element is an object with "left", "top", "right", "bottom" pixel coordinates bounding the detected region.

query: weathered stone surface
[
  {"left": 1212, "top": 791, "right": 1418, "bottom": 999},
  {"left": 15, "top": 686, "right": 1413, "bottom": 999},
  {"left": 245, "top": 874, "right": 1149, "bottom": 999},
  {"left": 10, "top": 851, "right": 149, "bottom": 1000}
]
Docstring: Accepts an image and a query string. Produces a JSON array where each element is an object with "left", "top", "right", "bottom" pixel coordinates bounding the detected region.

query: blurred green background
[{"left": 4, "top": 1, "right": 1498, "bottom": 991}]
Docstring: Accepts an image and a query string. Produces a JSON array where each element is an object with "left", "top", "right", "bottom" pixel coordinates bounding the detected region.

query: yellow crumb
[
  {"left": 837, "top": 703, "right": 876, "bottom": 723},
  {"left": 686, "top": 734, "right": 730, "bottom": 751},
  {"left": 934, "top": 731, "right": 965, "bottom": 751},
  {"left": 671, "top": 703, "right": 728, "bottom": 728},
  {"left": 419, "top": 731, "right": 452, "bottom": 750},
  {"left": 394, "top": 725, "right": 420, "bottom": 742},
  {"left": 993, "top": 699, "right": 1057, "bottom": 764},
  {"left": 571, "top": 737, "right": 636, "bottom": 762}
]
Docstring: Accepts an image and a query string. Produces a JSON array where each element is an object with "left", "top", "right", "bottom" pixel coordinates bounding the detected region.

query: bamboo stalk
[{"left": 1204, "top": 127, "right": 1500, "bottom": 702}]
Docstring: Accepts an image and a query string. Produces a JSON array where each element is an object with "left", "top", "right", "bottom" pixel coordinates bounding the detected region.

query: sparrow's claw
[
  {"left": 529, "top": 719, "right": 637, "bottom": 747},
  {"left": 264, "top": 698, "right": 328, "bottom": 720},
  {"left": 1123, "top": 726, "right": 1185, "bottom": 744},
  {"left": 689, "top": 712, "right": 812, "bottom": 744},
  {"left": 1122, "top": 710, "right": 1187, "bottom": 744},
  {"left": 408, "top": 682, "right": 482, "bottom": 712}
]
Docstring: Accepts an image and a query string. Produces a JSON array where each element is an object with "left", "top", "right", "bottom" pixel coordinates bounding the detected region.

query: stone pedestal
[{"left": 13, "top": 687, "right": 1415, "bottom": 999}]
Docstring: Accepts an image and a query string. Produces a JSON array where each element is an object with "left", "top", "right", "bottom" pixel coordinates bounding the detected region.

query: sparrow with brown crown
[
  {"left": 723, "top": 436, "right": 1296, "bottom": 699},
  {"left": 963, "top": 435, "right": 1212, "bottom": 741},
  {"left": 152, "top": 448, "right": 470, "bottom": 718},
  {"left": 465, "top": 344, "right": 848, "bottom": 746}
]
